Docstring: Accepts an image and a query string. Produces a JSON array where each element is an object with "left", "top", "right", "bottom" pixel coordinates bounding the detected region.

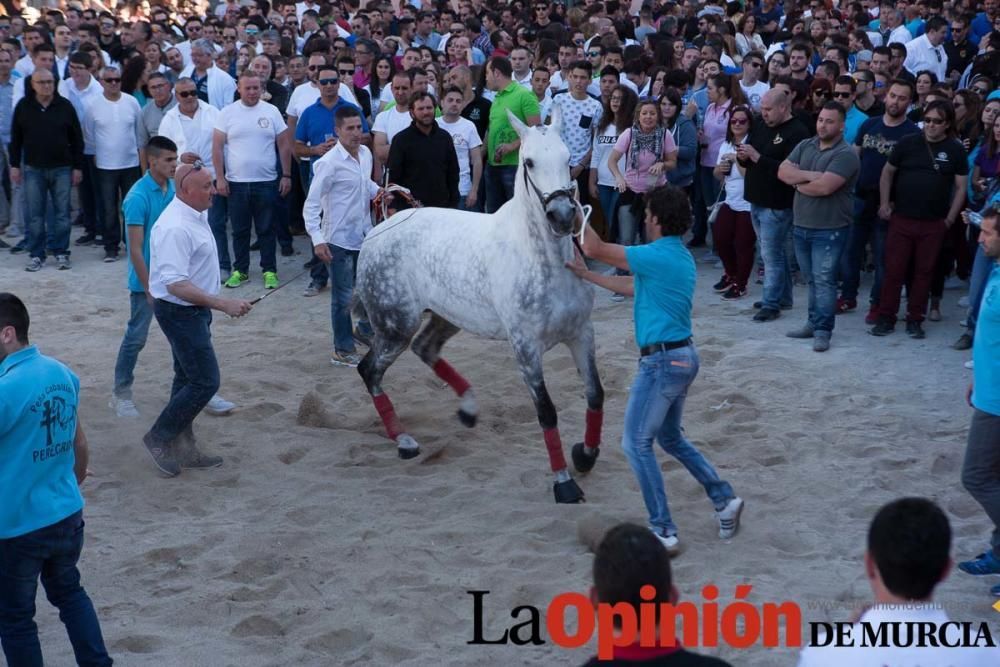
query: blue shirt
[
  {"left": 295, "top": 97, "right": 369, "bottom": 164},
  {"left": 973, "top": 262, "right": 1000, "bottom": 416},
  {"left": 123, "top": 172, "right": 175, "bottom": 293},
  {"left": 0, "top": 78, "right": 13, "bottom": 146},
  {"left": 625, "top": 236, "right": 696, "bottom": 348},
  {"left": 0, "top": 346, "right": 84, "bottom": 539},
  {"left": 843, "top": 106, "right": 867, "bottom": 146}
]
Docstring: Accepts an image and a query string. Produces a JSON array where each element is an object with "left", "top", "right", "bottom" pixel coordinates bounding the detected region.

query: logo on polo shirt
[{"left": 258, "top": 117, "right": 271, "bottom": 128}]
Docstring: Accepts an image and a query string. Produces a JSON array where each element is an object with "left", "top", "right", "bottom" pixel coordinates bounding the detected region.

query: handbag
[{"left": 706, "top": 185, "right": 726, "bottom": 225}]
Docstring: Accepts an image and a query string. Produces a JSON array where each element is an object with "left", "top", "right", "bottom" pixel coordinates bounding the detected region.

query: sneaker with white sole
[
  {"left": 965, "top": 359, "right": 974, "bottom": 370},
  {"left": 25, "top": 257, "right": 43, "bottom": 272},
  {"left": 330, "top": 350, "right": 363, "bottom": 367},
  {"left": 204, "top": 394, "right": 236, "bottom": 415},
  {"left": 610, "top": 293, "right": 625, "bottom": 302},
  {"left": 55, "top": 254, "right": 71, "bottom": 270},
  {"left": 109, "top": 395, "right": 140, "bottom": 418},
  {"left": 651, "top": 528, "right": 680, "bottom": 555},
  {"left": 716, "top": 497, "right": 744, "bottom": 539}
]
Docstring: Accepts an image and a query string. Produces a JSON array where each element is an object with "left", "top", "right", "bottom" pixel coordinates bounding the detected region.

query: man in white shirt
[
  {"left": 213, "top": 73, "right": 292, "bottom": 291},
  {"left": 882, "top": 7, "right": 913, "bottom": 46},
  {"left": 438, "top": 87, "right": 483, "bottom": 211},
  {"left": 739, "top": 51, "right": 769, "bottom": 111},
  {"left": 372, "top": 72, "right": 414, "bottom": 166},
  {"left": 12, "top": 43, "right": 55, "bottom": 109},
  {"left": 903, "top": 15, "right": 948, "bottom": 81},
  {"left": 52, "top": 24, "right": 72, "bottom": 79},
  {"left": 305, "top": 105, "right": 380, "bottom": 367},
  {"left": 157, "top": 77, "right": 230, "bottom": 276},
  {"left": 510, "top": 46, "right": 533, "bottom": 88},
  {"left": 144, "top": 162, "right": 253, "bottom": 478},
  {"left": 179, "top": 39, "right": 236, "bottom": 111},
  {"left": 13, "top": 26, "right": 43, "bottom": 78},
  {"left": 550, "top": 61, "right": 603, "bottom": 208},
  {"left": 797, "top": 497, "right": 995, "bottom": 666},
  {"left": 60, "top": 52, "right": 105, "bottom": 247},
  {"left": 83, "top": 66, "right": 144, "bottom": 262}
]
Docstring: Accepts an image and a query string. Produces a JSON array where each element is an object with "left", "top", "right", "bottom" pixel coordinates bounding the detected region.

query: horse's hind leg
[
  {"left": 411, "top": 313, "right": 478, "bottom": 427},
  {"left": 567, "top": 325, "right": 604, "bottom": 473},
  {"left": 511, "top": 337, "right": 584, "bottom": 504},
  {"left": 358, "top": 331, "right": 420, "bottom": 459}
]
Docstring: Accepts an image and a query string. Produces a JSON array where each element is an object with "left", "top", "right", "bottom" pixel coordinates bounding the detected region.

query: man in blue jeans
[
  {"left": 305, "top": 106, "right": 380, "bottom": 367},
  {"left": 0, "top": 293, "right": 113, "bottom": 666},
  {"left": 567, "top": 185, "right": 743, "bottom": 555},
  {"left": 738, "top": 88, "right": 810, "bottom": 322},
  {"left": 778, "top": 103, "right": 859, "bottom": 352},
  {"left": 145, "top": 164, "right": 254, "bottom": 477}
]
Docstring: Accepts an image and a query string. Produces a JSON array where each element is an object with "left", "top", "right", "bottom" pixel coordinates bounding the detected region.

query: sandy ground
[{"left": 3, "top": 234, "right": 998, "bottom": 667}]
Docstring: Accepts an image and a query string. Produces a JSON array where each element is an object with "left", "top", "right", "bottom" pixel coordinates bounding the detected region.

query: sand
[{"left": 5, "top": 239, "right": 996, "bottom": 666}]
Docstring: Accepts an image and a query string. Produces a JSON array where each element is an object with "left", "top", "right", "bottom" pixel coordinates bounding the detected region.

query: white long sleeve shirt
[
  {"left": 304, "top": 142, "right": 380, "bottom": 251},
  {"left": 157, "top": 101, "right": 220, "bottom": 177},
  {"left": 903, "top": 34, "right": 948, "bottom": 81}
]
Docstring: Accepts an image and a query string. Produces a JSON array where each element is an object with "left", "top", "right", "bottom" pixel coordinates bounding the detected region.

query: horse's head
[{"left": 506, "top": 108, "right": 578, "bottom": 238}]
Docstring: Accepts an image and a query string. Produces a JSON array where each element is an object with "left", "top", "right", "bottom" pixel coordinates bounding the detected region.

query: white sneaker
[
  {"left": 716, "top": 497, "right": 744, "bottom": 539},
  {"left": 965, "top": 360, "right": 974, "bottom": 370},
  {"left": 610, "top": 293, "right": 625, "bottom": 302},
  {"left": 109, "top": 396, "right": 139, "bottom": 418},
  {"left": 330, "top": 350, "right": 363, "bottom": 367},
  {"left": 958, "top": 296, "right": 970, "bottom": 308},
  {"left": 651, "top": 529, "right": 680, "bottom": 555},
  {"left": 204, "top": 394, "right": 236, "bottom": 415}
]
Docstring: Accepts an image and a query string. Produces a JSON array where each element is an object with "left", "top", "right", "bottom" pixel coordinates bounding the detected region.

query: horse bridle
[{"left": 521, "top": 167, "right": 589, "bottom": 243}]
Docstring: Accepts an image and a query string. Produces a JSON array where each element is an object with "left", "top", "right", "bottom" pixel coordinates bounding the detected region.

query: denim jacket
[{"left": 666, "top": 113, "right": 697, "bottom": 188}]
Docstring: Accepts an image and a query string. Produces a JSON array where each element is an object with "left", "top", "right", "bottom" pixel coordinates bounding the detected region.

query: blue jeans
[
  {"left": 621, "top": 346, "right": 735, "bottom": 536},
  {"left": 79, "top": 156, "right": 101, "bottom": 236},
  {"left": 207, "top": 193, "right": 230, "bottom": 273},
  {"left": 326, "top": 244, "right": 371, "bottom": 352},
  {"left": 485, "top": 164, "right": 516, "bottom": 214},
  {"left": 793, "top": 226, "right": 848, "bottom": 335},
  {"left": 113, "top": 292, "right": 154, "bottom": 400},
  {"left": 95, "top": 166, "right": 141, "bottom": 253},
  {"left": 752, "top": 205, "right": 794, "bottom": 310},
  {"left": 691, "top": 165, "right": 721, "bottom": 244},
  {"left": 148, "top": 300, "right": 220, "bottom": 446},
  {"left": 597, "top": 184, "right": 620, "bottom": 242},
  {"left": 227, "top": 181, "right": 277, "bottom": 274},
  {"left": 0, "top": 511, "right": 112, "bottom": 667},
  {"left": 23, "top": 165, "right": 72, "bottom": 260},
  {"left": 967, "top": 243, "right": 991, "bottom": 332},
  {"left": 838, "top": 194, "right": 888, "bottom": 304}
]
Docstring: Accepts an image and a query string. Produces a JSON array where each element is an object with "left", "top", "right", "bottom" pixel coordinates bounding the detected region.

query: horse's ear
[
  {"left": 506, "top": 109, "right": 530, "bottom": 140},
  {"left": 549, "top": 104, "right": 562, "bottom": 137}
]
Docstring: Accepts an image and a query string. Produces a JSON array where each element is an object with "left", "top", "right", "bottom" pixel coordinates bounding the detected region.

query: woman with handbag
[{"left": 711, "top": 105, "right": 756, "bottom": 300}]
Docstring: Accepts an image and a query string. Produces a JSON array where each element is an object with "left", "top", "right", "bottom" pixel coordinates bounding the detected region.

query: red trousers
[
  {"left": 713, "top": 204, "right": 756, "bottom": 289},
  {"left": 877, "top": 214, "right": 947, "bottom": 323}
]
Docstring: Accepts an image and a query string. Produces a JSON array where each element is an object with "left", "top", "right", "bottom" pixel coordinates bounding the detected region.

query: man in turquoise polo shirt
[
  {"left": 483, "top": 55, "right": 540, "bottom": 213},
  {"left": 957, "top": 205, "right": 1000, "bottom": 595},
  {"left": 0, "top": 293, "right": 112, "bottom": 666},
  {"left": 566, "top": 185, "right": 744, "bottom": 555},
  {"left": 109, "top": 136, "right": 235, "bottom": 419}
]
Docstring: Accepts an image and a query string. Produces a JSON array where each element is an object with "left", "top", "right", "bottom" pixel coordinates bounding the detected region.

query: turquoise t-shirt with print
[{"left": 0, "top": 346, "right": 84, "bottom": 539}]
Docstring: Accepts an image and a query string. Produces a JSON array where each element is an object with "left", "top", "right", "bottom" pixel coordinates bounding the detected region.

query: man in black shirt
[
  {"left": 945, "top": 14, "right": 976, "bottom": 84},
  {"left": 449, "top": 65, "right": 491, "bottom": 141},
  {"left": 388, "top": 92, "right": 459, "bottom": 209},
  {"left": 738, "top": 88, "right": 811, "bottom": 322},
  {"left": 871, "top": 100, "right": 968, "bottom": 339},
  {"left": 578, "top": 523, "right": 731, "bottom": 667},
  {"left": 9, "top": 69, "right": 84, "bottom": 272}
]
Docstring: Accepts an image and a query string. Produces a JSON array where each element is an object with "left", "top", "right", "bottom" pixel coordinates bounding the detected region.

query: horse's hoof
[
  {"left": 553, "top": 478, "right": 585, "bottom": 504},
  {"left": 571, "top": 443, "right": 599, "bottom": 473},
  {"left": 457, "top": 408, "right": 477, "bottom": 428},
  {"left": 397, "top": 434, "right": 420, "bottom": 459}
]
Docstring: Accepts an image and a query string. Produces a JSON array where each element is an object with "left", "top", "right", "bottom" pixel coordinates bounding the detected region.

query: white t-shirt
[
  {"left": 83, "top": 94, "right": 143, "bottom": 170},
  {"left": 740, "top": 80, "right": 769, "bottom": 112},
  {"left": 716, "top": 140, "right": 750, "bottom": 212},
  {"left": 550, "top": 92, "right": 603, "bottom": 167},
  {"left": 214, "top": 100, "right": 287, "bottom": 182},
  {"left": 372, "top": 105, "right": 413, "bottom": 146},
  {"left": 590, "top": 123, "right": 624, "bottom": 187},
  {"left": 286, "top": 81, "right": 358, "bottom": 118},
  {"left": 436, "top": 116, "right": 482, "bottom": 196}
]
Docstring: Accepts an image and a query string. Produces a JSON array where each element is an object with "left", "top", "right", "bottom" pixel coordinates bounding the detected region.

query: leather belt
[{"left": 639, "top": 338, "right": 692, "bottom": 356}]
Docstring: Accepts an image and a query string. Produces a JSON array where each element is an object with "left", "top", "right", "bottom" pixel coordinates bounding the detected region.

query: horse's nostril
[{"left": 546, "top": 210, "right": 557, "bottom": 222}]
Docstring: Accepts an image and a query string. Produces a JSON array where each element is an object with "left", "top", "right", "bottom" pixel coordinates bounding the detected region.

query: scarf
[{"left": 628, "top": 124, "right": 666, "bottom": 172}]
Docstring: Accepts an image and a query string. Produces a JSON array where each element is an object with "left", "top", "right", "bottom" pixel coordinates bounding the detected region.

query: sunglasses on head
[{"left": 177, "top": 160, "right": 204, "bottom": 191}]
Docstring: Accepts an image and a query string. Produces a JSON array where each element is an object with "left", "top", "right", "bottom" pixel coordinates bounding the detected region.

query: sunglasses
[
  {"left": 833, "top": 91, "right": 852, "bottom": 98},
  {"left": 923, "top": 116, "right": 946, "bottom": 125},
  {"left": 103, "top": 77, "right": 121, "bottom": 83},
  {"left": 308, "top": 65, "right": 323, "bottom": 70},
  {"left": 746, "top": 61, "right": 762, "bottom": 68},
  {"left": 33, "top": 79, "right": 55, "bottom": 85},
  {"left": 0, "top": 25, "right": 10, "bottom": 30},
  {"left": 224, "top": 35, "right": 237, "bottom": 41},
  {"left": 586, "top": 51, "right": 601, "bottom": 57},
  {"left": 338, "top": 69, "right": 354, "bottom": 77},
  {"left": 730, "top": 117, "right": 749, "bottom": 125},
  {"left": 813, "top": 91, "right": 830, "bottom": 97},
  {"left": 177, "top": 90, "right": 198, "bottom": 98},
  {"left": 318, "top": 77, "right": 339, "bottom": 85},
  {"left": 177, "top": 160, "right": 204, "bottom": 191}
]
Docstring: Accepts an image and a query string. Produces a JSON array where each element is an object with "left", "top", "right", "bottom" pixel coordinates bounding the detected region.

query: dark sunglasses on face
[
  {"left": 308, "top": 65, "right": 322, "bottom": 70},
  {"left": 814, "top": 91, "right": 830, "bottom": 98},
  {"left": 924, "top": 116, "right": 946, "bottom": 125},
  {"left": 833, "top": 91, "right": 852, "bottom": 98},
  {"left": 747, "top": 61, "right": 762, "bottom": 68},
  {"left": 177, "top": 90, "right": 198, "bottom": 98},
  {"left": 338, "top": 69, "right": 353, "bottom": 77},
  {"left": 587, "top": 51, "right": 600, "bottom": 57},
  {"left": 318, "top": 77, "right": 339, "bottom": 85},
  {"left": 224, "top": 35, "right": 237, "bottom": 41},
  {"left": 103, "top": 77, "right": 121, "bottom": 83},
  {"left": 730, "top": 117, "right": 748, "bottom": 125}
]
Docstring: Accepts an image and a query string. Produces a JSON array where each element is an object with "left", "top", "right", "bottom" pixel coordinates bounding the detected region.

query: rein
[
  {"left": 373, "top": 184, "right": 422, "bottom": 225},
  {"left": 521, "top": 167, "right": 593, "bottom": 249}
]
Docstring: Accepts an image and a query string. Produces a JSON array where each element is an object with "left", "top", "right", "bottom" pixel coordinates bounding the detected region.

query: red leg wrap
[
  {"left": 432, "top": 359, "right": 471, "bottom": 396},
  {"left": 585, "top": 409, "right": 603, "bottom": 448},
  {"left": 543, "top": 428, "right": 568, "bottom": 472},
  {"left": 372, "top": 393, "right": 402, "bottom": 440}
]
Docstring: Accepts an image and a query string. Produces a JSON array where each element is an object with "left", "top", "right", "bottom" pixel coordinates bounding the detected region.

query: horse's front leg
[
  {"left": 511, "top": 337, "right": 585, "bottom": 504},
  {"left": 566, "top": 324, "right": 604, "bottom": 473}
]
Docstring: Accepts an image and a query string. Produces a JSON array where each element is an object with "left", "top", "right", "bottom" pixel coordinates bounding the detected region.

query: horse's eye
[{"left": 525, "top": 158, "right": 534, "bottom": 169}]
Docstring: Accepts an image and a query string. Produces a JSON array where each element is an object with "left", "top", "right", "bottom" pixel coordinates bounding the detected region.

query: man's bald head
[
  {"left": 760, "top": 88, "right": 792, "bottom": 127},
  {"left": 175, "top": 164, "right": 215, "bottom": 212}
]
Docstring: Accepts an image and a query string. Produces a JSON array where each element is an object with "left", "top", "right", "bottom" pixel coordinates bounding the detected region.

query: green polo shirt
[{"left": 487, "top": 82, "right": 541, "bottom": 167}]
